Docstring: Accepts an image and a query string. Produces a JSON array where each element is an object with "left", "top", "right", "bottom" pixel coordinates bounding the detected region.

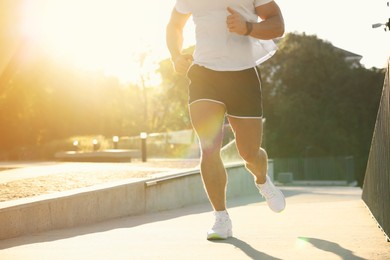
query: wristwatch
[{"left": 245, "top": 22, "right": 253, "bottom": 36}]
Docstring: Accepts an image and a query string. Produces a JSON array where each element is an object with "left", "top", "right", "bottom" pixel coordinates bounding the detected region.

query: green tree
[
  {"left": 0, "top": 50, "right": 142, "bottom": 157},
  {"left": 260, "top": 33, "right": 384, "bottom": 184},
  {"left": 153, "top": 46, "right": 195, "bottom": 132}
]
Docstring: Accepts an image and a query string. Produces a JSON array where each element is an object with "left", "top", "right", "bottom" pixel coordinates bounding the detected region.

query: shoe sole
[{"left": 207, "top": 230, "right": 233, "bottom": 240}]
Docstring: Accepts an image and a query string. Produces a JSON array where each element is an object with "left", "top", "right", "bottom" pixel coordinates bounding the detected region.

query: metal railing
[{"left": 362, "top": 58, "right": 390, "bottom": 242}]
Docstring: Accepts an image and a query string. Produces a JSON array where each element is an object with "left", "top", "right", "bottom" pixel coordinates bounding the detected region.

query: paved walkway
[{"left": 0, "top": 186, "right": 389, "bottom": 259}]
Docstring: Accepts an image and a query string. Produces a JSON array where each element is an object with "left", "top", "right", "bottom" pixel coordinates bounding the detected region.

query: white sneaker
[
  {"left": 207, "top": 211, "right": 233, "bottom": 240},
  {"left": 257, "top": 175, "right": 286, "bottom": 213}
]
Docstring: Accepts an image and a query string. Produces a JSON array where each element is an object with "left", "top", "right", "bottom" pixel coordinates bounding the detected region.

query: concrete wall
[
  {"left": 145, "top": 164, "right": 259, "bottom": 213},
  {"left": 0, "top": 163, "right": 261, "bottom": 240},
  {"left": 0, "top": 180, "right": 145, "bottom": 239}
]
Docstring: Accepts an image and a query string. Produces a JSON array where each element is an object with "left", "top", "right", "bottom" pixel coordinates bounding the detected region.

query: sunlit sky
[{"left": 21, "top": 0, "right": 390, "bottom": 84}]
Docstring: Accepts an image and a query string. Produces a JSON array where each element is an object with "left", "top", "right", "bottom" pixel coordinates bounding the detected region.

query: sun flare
[{"left": 21, "top": 0, "right": 172, "bottom": 84}]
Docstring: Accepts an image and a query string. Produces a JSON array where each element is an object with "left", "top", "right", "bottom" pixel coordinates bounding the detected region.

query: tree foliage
[
  {"left": 154, "top": 46, "right": 195, "bottom": 132},
  {"left": 0, "top": 33, "right": 384, "bottom": 176},
  {"left": 0, "top": 46, "right": 193, "bottom": 159},
  {"left": 259, "top": 33, "right": 384, "bottom": 183}
]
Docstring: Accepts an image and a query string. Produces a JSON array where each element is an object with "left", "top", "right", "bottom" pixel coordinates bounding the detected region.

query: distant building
[
  {"left": 273, "top": 37, "right": 363, "bottom": 68},
  {"left": 333, "top": 46, "right": 363, "bottom": 68}
]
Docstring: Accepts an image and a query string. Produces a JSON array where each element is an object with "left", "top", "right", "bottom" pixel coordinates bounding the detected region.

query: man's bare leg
[
  {"left": 228, "top": 116, "right": 286, "bottom": 212},
  {"left": 228, "top": 116, "right": 267, "bottom": 184},
  {"left": 189, "top": 101, "right": 227, "bottom": 211}
]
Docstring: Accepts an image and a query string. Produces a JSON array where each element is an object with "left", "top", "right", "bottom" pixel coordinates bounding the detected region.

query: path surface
[{"left": 0, "top": 186, "right": 389, "bottom": 259}]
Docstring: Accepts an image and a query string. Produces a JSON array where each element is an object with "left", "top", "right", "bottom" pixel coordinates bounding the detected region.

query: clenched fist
[
  {"left": 172, "top": 54, "right": 193, "bottom": 75},
  {"left": 226, "top": 7, "right": 249, "bottom": 35}
]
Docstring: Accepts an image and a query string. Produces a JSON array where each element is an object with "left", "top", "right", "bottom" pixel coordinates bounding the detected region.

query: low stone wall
[
  {"left": 55, "top": 149, "right": 141, "bottom": 162},
  {"left": 0, "top": 163, "right": 260, "bottom": 240}
]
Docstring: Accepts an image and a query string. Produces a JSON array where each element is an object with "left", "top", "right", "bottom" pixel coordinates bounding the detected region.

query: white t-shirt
[{"left": 175, "top": 0, "right": 277, "bottom": 71}]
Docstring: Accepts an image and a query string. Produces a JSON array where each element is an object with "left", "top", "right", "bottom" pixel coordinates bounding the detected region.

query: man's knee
[
  {"left": 239, "top": 149, "right": 258, "bottom": 163},
  {"left": 199, "top": 138, "right": 222, "bottom": 155},
  {"left": 201, "top": 146, "right": 221, "bottom": 160},
  {"left": 239, "top": 147, "right": 266, "bottom": 163}
]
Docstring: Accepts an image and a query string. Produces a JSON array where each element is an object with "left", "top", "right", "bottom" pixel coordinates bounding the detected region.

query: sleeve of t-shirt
[
  {"left": 175, "top": 0, "right": 191, "bottom": 14},
  {"left": 254, "top": 0, "right": 274, "bottom": 7}
]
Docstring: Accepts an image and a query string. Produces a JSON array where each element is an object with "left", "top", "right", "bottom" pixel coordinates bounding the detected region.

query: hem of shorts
[
  {"left": 189, "top": 99, "right": 226, "bottom": 108},
  {"left": 188, "top": 100, "right": 262, "bottom": 119},
  {"left": 226, "top": 114, "right": 263, "bottom": 119},
  {"left": 193, "top": 61, "right": 256, "bottom": 72}
]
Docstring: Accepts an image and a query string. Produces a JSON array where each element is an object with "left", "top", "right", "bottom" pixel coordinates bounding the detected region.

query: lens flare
[{"left": 295, "top": 237, "right": 310, "bottom": 250}]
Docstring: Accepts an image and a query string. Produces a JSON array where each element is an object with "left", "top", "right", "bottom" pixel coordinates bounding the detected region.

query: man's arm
[
  {"left": 166, "top": 9, "right": 193, "bottom": 75},
  {"left": 227, "top": 1, "right": 284, "bottom": 40}
]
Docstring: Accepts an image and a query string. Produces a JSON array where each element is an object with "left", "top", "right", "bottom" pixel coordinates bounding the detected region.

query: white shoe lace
[
  {"left": 212, "top": 216, "right": 228, "bottom": 229},
  {"left": 259, "top": 183, "right": 276, "bottom": 200}
]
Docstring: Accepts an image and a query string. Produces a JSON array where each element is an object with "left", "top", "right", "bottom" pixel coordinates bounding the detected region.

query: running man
[{"left": 166, "top": 0, "right": 286, "bottom": 240}]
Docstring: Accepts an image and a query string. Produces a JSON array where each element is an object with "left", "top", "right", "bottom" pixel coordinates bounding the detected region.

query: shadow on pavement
[
  {"left": 211, "top": 237, "right": 282, "bottom": 260},
  {"left": 300, "top": 237, "right": 366, "bottom": 260}
]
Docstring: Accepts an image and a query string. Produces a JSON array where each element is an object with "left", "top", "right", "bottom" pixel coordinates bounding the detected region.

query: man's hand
[
  {"left": 226, "top": 7, "right": 248, "bottom": 35},
  {"left": 172, "top": 54, "right": 193, "bottom": 75}
]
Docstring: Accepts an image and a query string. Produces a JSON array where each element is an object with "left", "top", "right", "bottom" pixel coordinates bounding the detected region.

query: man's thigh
[
  {"left": 190, "top": 100, "right": 226, "bottom": 150},
  {"left": 228, "top": 116, "right": 263, "bottom": 153}
]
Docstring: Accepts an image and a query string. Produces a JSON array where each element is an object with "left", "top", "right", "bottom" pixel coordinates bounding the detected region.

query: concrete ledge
[
  {"left": 0, "top": 179, "right": 146, "bottom": 240},
  {"left": 0, "top": 163, "right": 257, "bottom": 240},
  {"left": 145, "top": 163, "right": 258, "bottom": 213},
  {"left": 55, "top": 149, "right": 141, "bottom": 162}
]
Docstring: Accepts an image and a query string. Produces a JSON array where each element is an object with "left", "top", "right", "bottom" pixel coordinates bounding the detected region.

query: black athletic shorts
[{"left": 187, "top": 64, "right": 263, "bottom": 118}]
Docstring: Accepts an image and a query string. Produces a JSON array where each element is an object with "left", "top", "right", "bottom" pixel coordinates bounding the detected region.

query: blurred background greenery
[{"left": 0, "top": 31, "right": 385, "bottom": 186}]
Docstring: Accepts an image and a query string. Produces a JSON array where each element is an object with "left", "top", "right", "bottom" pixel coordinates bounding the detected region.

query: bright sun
[{"left": 21, "top": 0, "right": 174, "bottom": 85}]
